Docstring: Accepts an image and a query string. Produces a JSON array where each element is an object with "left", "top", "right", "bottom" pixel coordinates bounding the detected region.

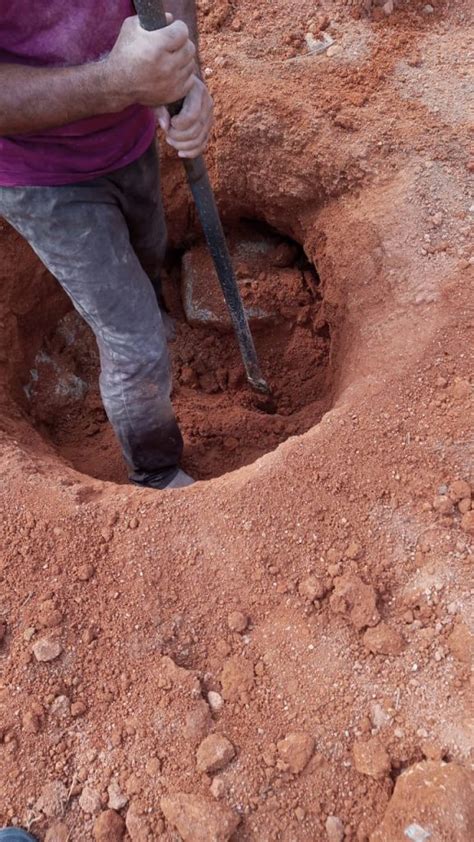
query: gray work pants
[{"left": 0, "top": 142, "right": 183, "bottom": 488}]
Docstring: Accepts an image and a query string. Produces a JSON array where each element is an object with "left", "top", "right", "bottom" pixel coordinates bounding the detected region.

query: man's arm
[
  {"left": 0, "top": 18, "right": 195, "bottom": 136},
  {"left": 160, "top": 1, "right": 214, "bottom": 159}
]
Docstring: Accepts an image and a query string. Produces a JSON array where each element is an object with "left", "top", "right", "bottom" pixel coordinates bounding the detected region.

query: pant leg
[
  {"left": 110, "top": 141, "right": 168, "bottom": 306},
  {"left": 0, "top": 178, "right": 183, "bottom": 487}
]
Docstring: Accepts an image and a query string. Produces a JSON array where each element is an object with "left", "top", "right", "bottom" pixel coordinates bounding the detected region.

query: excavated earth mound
[{"left": 1, "top": 1, "right": 473, "bottom": 840}]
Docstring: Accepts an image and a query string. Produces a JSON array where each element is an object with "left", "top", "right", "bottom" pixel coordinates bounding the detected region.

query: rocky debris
[
  {"left": 363, "top": 622, "right": 405, "bottom": 655},
  {"left": 196, "top": 733, "right": 236, "bottom": 774},
  {"left": 35, "top": 780, "right": 68, "bottom": 818},
  {"left": 107, "top": 779, "right": 129, "bottom": 811},
  {"left": 433, "top": 494, "right": 454, "bottom": 515},
  {"left": 353, "top": 737, "right": 391, "bottom": 779},
  {"left": 210, "top": 777, "right": 226, "bottom": 799},
  {"left": 93, "top": 809, "right": 126, "bottom": 841},
  {"left": 220, "top": 656, "right": 255, "bottom": 701},
  {"left": 227, "top": 610, "right": 248, "bottom": 632},
  {"left": 79, "top": 785, "right": 102, "bottom": 815},
  {"left": 161, "top": 792, "right": 240, "bottom": 842},
  {"left": 448, "top": 623, "right": 474, "bottom": 665},
  {"left": 181, "top": 229, "right": 304, "bottom": 331},
  {"left": 370, "top": 761, "right": 474, "bottom": 841},
  {"left": 326, "top": 814, "right": 345, "bottom": 841},
  {"left": 125, "top": 801, "right": 150, "bottom": 841},
  {"left": 185, "top": 700, "right": 213, "bottom": 743},
  {"left": 330, "top": 574, "right": 380, "bottom": 631},
  {"left": 37, "top": 599, "right": 62, "bottom": 628},
  {"left": 45, "top": 823, "right": 69, "bottom": 842},
  {"left": 50, "top": 694, "right": 70, "bottom": 720},
  {"left": 277, "top": 731, "right": 315, "bottom": 774},
  {"left": 208, "top": 691, "right": 224, "bottom": 712},
  {"left": 32, "top": 637, "right": 62, "bottom": 662}
]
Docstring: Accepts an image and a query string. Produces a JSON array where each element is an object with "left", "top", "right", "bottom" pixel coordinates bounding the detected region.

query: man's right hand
[{"left": 105, "top": 15, "right": 196, "bottom": 111}]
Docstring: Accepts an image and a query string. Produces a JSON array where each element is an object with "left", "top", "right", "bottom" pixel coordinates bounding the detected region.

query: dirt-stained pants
[{"left": 0, "top": 142, "right": 183, "bottom": 488}]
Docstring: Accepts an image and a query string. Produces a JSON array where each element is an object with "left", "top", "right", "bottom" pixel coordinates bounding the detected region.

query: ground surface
[{"left": 0, "top": 1, "right": 473, "bottom": 840}]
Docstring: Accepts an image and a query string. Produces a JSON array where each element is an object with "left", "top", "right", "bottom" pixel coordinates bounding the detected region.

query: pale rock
[
  {"left": 326, "top": 814, "right": 345, "bottom": 841},
  {"left": 196, "top": 733, "right": 236, "bottom": 774},
  {"left": 79, "top": 785, "right": 102, "bottom": 815},
  {"left": 32, "top": 638, "right": 62, "bottom": 662},
  {"left": 208, "top": 691, "right": 224, "bottom": 712},
  {"left": 107, "top": 779, "right": 128, "bottom": 811}
]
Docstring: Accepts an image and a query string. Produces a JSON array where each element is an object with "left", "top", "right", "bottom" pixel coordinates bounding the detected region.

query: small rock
[
  {"left": 277, "top": 732, "right": 315, "bottom": 774},
  {"left": 459, "top": 498, "right": 472, "bottom": 514},
  {"left": 208, "top": 691, "right": 224, "bottom": 712},
  {"left": 448, "top": 623, "right": 474, "bottom": 665},
  {"left": 185, "top": 701, "right": 213, "bottom": 743},
  {"left": 161, "top": 792, "right": 240, "bottom": 841},
  {"left": 298, "top": 575, "right": 326, "bottom": 602},
  {"left": 448, "top": 479, "right": 471, "bottom": 503},
  {"left": 77, "top": 564, "right": 95, "bottom": 581},
  {"left": 107, "top": 780, "right": 128, "bottom": 811},
  {"left": 370, "top": 761, "right": 474, "bottom": 841},
  {"left": 326, "top": 815, "right": 345, "bottom": 842},
  {"left": 227, "top": 611, "right": 248, "bottom": 633},
  {"left": 196, "top": 733, "right": 236, "bottom": 774},
  {"left": 32, "top": 638, "right": 62, "bottom": 662},
  {"left": 423, "top": 4, "right": 434, "bottom": 13},
  {"left": 79, "top": 785, "right": 102, "bottom": 815},
  {"left": 45, "top": 823, "right": 69, "bottom": 842},
  {"left": 353, "top": 737, "right": 391, "bottom": 779},
  {"left": 71, "top": 700, "right": 87, "bottom": 718},
  {"left": 326, "top": 44, "right": 342, "bottom": 57},
  {"left": 125, "top": 802, "right": 149, "bottom": 841},
  {"left": 94, "top": 810, "right": 125, "bottom": 841},
  {"left": 363, "top": 623, "right": 405, "bottom": 656},
  {"left": 210, "top": 777, "right": 226, "bottom": 799},
  {"left": 433, "top": 495, "right": 454, "bottom": 515},
  {"left": 36, "top": 781, "right": 68, "bottom": 818},
  {"left": 50, "top": 695, "right": 70, "bottom": 719}
]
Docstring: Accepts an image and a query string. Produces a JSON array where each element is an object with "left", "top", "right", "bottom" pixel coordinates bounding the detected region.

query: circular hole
[{"left": 15, "top": 220, "right": 333, "bottom": 483}]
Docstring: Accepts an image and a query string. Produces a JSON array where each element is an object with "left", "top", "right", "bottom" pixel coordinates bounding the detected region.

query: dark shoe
[{"left": 163, "top": 469, "right": 195, "bottom": 489}]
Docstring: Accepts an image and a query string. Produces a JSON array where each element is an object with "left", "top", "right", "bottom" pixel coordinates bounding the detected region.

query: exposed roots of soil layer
[{"left": 0, "top": 1, "right": 473, "bottom": 841}]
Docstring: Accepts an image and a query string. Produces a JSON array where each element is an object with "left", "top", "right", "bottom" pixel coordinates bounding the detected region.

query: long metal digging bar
[{"left": 133, "top": 0, "right": 272, "bottom": 397}]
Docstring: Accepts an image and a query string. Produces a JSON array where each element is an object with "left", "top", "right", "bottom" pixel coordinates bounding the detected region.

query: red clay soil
[{"left": 1, "top": 1, "right": 473, "bottom": 840}]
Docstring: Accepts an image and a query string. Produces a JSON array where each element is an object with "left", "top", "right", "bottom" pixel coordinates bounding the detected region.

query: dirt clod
[
  {"left": 161, "top": 792, "right": 240, "bottom": 841},
  {"left": 45, "top": 823, "right": 69, "bottom": 842},
  {"left": 330, "top": 574, "right": 380, "bottom": 631},
  {"left": 326, "top": 815, "right": 345, "bottom": 842},
  {"left": 93, "top": 810, "right": 126, "bottom": 842},
  {"left": 227, "top": 610, "right": 249, "bottom": 632},
  {"left": 35, "top": 780, "right": 68, "bottom": 819},
  {"left": 363, "top": 623, "right": 405, "bottom": 655}
]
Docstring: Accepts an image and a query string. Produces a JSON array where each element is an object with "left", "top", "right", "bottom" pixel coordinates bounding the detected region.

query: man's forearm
[{"left": 0, "top": 62, "right": 123, "bottom": 136}]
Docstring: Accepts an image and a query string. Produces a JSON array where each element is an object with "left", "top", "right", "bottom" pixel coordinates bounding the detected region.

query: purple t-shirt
[{"left": 0, "top": 1, "right": 156, "bottom": 186}]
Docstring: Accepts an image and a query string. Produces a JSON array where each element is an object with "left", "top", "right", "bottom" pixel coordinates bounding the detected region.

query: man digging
[{"left": 0, "top": 1, "right": 214, "bottom": 501}]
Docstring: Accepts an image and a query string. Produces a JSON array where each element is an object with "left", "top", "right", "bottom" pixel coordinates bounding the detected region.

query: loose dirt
[{"left": 1, "top": 1, "right": 473, "bottom": 840}]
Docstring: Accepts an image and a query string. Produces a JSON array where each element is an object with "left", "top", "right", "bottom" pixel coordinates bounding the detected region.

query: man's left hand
[{"left": 157, "top": 76, "right": 214, "bottom": 159}]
